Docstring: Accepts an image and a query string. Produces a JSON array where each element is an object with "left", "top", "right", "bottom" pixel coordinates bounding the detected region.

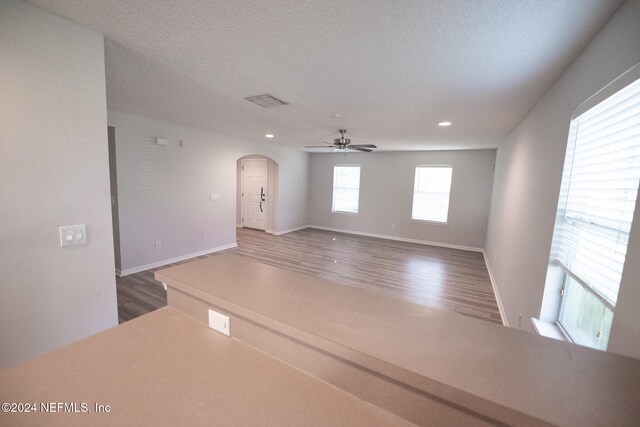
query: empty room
[{"left": 1, "top": 0, "right": 639, "bottom": 425}]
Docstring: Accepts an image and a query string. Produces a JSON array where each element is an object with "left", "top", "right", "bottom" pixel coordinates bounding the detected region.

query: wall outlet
[
  {"left": 203, "top": 233, "right": 208, "bottom": 240},
  {"left": 155, "top": 241, "right": 161, "bottom": 250},
  {"left": 208, "top": 309, "right": 230, "bottom": 336}
]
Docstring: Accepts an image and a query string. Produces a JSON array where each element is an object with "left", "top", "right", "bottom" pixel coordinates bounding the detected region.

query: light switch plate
[
  {"left": 208, "top": 309, "right": 230, "bottom": 336},
  {"left": 59, "top": 224, "right": 87, "bottom": 247}
]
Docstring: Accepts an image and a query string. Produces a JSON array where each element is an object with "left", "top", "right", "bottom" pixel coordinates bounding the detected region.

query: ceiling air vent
[{"left": 244, "top": 93, "right": 289, "bottom": 108}]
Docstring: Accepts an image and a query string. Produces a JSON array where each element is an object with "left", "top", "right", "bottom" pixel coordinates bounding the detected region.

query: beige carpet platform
[{"left": 2, "top": 254, "right": 639, "bottom": 426}]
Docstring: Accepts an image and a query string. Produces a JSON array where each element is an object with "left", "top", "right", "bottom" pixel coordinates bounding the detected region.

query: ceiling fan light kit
[{"left": 305, "top": 129, "right": 377, "bottom": 152}]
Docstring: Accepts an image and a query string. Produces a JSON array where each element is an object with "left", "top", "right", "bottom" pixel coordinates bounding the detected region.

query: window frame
[
  {"left": 555, "top": 259, "right": 616, "bottom": 349},
  {"left": 410, "top": 165, "right": 453, "bottom": 224},
  {"left": 331, "top": 164, "right": 361, "bottom": 215},
  {"left": 540, "top": 63, "right": 640, "bottom": 350}
]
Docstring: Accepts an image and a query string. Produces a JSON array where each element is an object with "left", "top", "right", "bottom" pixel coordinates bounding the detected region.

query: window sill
[
  {"left": 410, "top": 218, "right": 449, "bottom": 226},
  {"left": 331, "top": 211, "right": 358, "bottom": 216},
  {"left": 531, "top": 318, "right": 567, "bottom": 342}
]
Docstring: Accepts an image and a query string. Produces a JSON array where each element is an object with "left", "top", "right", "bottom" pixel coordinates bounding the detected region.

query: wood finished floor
[{"left": 117, "top": 227, "right": 502, "bottom": 325}]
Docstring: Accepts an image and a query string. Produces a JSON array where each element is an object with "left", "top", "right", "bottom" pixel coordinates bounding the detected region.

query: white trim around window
[
  {"left": 539, "top": 63, "right": 640, "bottom": 351},
  {"left": 411, "top": 165, "right": 453, "bottom": 224},
  {"left": 331, "top": 164, "right": 361, "bottom": 214}
]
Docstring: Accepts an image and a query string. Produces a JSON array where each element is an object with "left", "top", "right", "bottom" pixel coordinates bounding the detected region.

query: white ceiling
[{"left": 27, "top": 0, "right": 623, "bottom": 151}]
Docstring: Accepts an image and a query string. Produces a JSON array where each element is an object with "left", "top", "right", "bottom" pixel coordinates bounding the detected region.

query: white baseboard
[
  {"left": 117, "top": 242, "right": 238, "bottom": 276},
  {"left": 482, "top": 251, "right": 508, "bottom": 326},
  {"left": 273, "top": 225, "right": 310, "bottom": 236},
  {"left": 307, "top": 225, "right": 483, "bottom": 253}
]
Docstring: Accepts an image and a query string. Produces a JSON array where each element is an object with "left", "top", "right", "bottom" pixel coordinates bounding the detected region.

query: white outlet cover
[{"left": 208, "top": 309, "right": 230, "bottom": 336}]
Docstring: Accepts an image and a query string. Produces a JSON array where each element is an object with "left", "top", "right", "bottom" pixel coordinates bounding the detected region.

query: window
[
  {"left": 411, "top": 166, "right": 452, "bottom": 223},
  {"left": 332, "top": 165, "right": 360, "bottom": 214},
  {"left": 548, "top": 73, "right": 640, "bottom": 350}
]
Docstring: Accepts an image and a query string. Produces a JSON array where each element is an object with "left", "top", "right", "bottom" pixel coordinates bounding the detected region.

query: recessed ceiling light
[
  {"left": 438, "top": 121, "right": 452, "bottom": 127},
  {"left": 265, "top": 134, "right": 274, "bottom": 138},
  {"left": 332, "top": 114, "right": 342, "bottom": 119}
]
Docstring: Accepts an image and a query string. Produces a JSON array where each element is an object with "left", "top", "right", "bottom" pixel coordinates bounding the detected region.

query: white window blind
[
  {"left": 411, "top": 166, "right": 452, "bottom": 223},
  {"left": 549, "top": 74, "right": 640, "bottom": 349},
  {"left": 553, "top": 77, "right": 640, "bottom": 305},
  {"left": 332, "top": 165, "right": 360, "bottom": 213}
]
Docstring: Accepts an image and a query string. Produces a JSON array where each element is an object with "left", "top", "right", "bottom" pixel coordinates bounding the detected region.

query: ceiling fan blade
[
  {"left": 309, "top": 130, "right": 373, "bottom": 152},
  {"left": 349, "top": 146, "right": 373, "bottom": 152}
]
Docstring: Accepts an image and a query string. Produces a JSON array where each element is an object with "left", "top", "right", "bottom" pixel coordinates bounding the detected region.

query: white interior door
[{"left": 242, "top": 159, "right": 267, "bottom": 230}]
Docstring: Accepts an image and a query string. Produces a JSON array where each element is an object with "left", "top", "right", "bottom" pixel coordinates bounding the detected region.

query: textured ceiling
[{"left": 27, "top": 0, "right": 623, "bottom": 151}]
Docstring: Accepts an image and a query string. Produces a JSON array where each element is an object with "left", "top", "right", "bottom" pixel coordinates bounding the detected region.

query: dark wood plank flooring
[
  {"left": 117, "top": 227, "right": 502, "bottom": 325},
  {"left": 116, "top": 271, "right": 166, "bottom": 324}
]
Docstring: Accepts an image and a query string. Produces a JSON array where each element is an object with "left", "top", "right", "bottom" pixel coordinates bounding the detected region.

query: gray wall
[
  {"left": 485, "top": 0, "right": 640, "bottom": 358},
  {"left": 309, "top": 150, "right": 496, "bottom": 250},
  {"left": 108, "top": 111, "right": 309, "bottom": 274},
  {"left": 0, "top": 0, "right": 118, "bottom": 368}
]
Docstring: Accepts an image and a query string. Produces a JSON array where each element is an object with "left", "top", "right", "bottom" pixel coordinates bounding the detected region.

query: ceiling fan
[{"left": 306, "top": 129, "right": 377, "bottom": 152}]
